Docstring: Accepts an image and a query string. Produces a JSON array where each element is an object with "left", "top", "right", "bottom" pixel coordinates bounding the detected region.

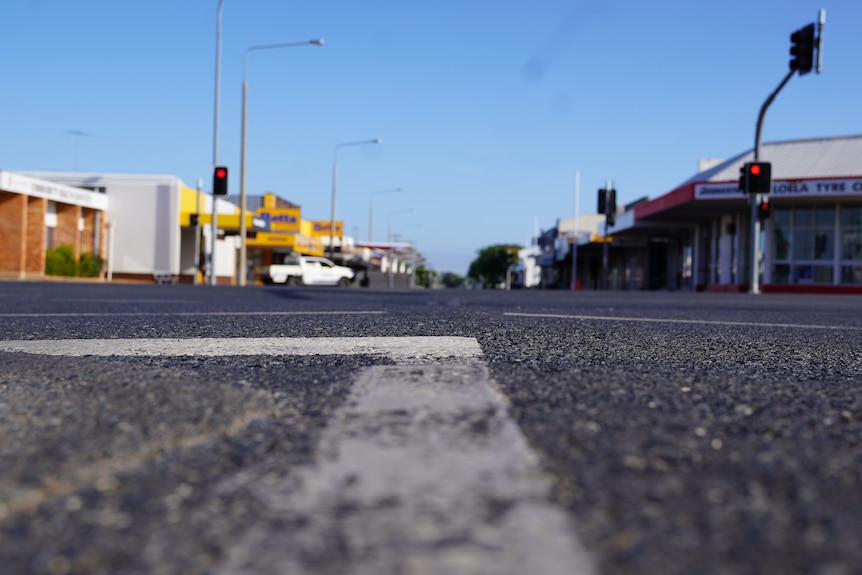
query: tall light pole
[
  {"left": 369, "top": 187, "right": 402, "bottom": 241},
  {"left": 238, "top": 39, "right": 324, "bottom": 286},
  {"left": 329, "top": 138, "right": 382, "bottom": 259},
  {"left": 209, "top": 0, "right": 224, "bottom": 286}
]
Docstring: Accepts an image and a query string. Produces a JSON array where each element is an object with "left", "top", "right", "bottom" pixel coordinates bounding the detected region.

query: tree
[
  {"left": 468, "top": 244, "right": 521, "bottom": 288},
  {"left": 440, "top": 272, "right": 465, "bottom": 289}
]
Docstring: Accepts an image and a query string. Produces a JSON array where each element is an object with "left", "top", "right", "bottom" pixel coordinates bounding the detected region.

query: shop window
[
  {"left": 792, "top": 264, "right": 833, "bottom": 284},
  {"left": 772, "top": 208, "right": 791, "bottom": 260},
  {"left": 771, "top": 205, "right": 837, "bottom": 285},
  {"left": 840, "top": 265, "right": 862, "bottom": 285},
  {"left": 772, "top": 263, "right": 791, "bottom": 284},
  {"left": 840, "top": 206, "right": 862, "bottom": 261}
]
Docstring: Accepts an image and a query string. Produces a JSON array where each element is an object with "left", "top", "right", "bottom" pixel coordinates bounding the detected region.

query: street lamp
[
  {"left": 369, "top": 187, "right": 402, "bottom": 242},
  {"left": 388, "top": 208, "right": 413, "bottom": 242},
  {"left": 238, "top": 38, "right": 324, "bottom": 286},
  {"left": 209, "top": 0, "right": 224, "bottom": 286},
  {"left": 329, "top": 138, "right": 383, "bottom": 259}
]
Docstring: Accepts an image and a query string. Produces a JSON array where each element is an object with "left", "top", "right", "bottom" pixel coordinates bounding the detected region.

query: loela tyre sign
[{"left": 695, "top": 177, "right": 862, "bottom": 200}]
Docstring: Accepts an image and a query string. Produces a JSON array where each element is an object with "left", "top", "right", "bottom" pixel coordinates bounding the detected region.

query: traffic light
[
  {"left": 606, "top": 188, "right": 616, "bottom": 225},
  {"left": 597, "top": 188, "right": 617, "bottom": 225},
  {"left": 213, "top": 166, "right": 229, "bottom": 196},
  {"left": 790, "top": 23, "right": 816, "bottom": 75},
  {"left": 758, "top": 200, "right": 771, "bottom": 221},
  {"left": 189, "top": 213, "right": 199, "bottom": 227},
  {"left": 742, "top": 162, "right": 771, "bottom": 195}
]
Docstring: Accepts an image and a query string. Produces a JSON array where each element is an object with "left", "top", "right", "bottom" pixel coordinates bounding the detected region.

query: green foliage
[
  {"left": 45, "top": 245, "right": 78, "bottom": 276},
  {"left": 77, "top": 252, "right": 104, "bottom": 277},
  {"left": 468, "top": 244, "right": 521, "bottom": 288},
  {"left": 414, "top": 265, "right": 437, "bottom": 289},
  {"left": 440, "top": 272, "right": 465, "bottom": 289},
  {"left": 45, "top": 245, "right": 104, "bottom": 277}
]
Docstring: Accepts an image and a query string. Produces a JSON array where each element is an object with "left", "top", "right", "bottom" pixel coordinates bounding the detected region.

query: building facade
[
  {"left": 602, "top": 135, "right": 862, "bottom": 294},
  {"left": 0, "top": 171, "right": 108, "bottom": 280}
]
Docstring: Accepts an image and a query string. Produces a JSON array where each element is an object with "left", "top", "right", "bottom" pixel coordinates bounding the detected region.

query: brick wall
[
  {"left": 25, "top": 197, "right": 47, "bottom": 275},
  {"left": 0, "top": 192, "right": 26, "bottom": 276},
  {"left": 56, "top": 203, "right": 81, "bottom": 259}
]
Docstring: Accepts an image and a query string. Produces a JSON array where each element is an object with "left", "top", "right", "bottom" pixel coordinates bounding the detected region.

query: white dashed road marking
[
  {"left": 1, "top": 336, "right": 596, "bottom": 575},
  {"left": 0, "top": 336, "right": 481, "bottom": 362}
]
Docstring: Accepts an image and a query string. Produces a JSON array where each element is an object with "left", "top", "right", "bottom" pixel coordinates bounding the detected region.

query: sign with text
[
  {"left": 0, "top": 171, "right": 108, "bottom": 210},
  {"left": 695, "top": 178, "right": 862, "bottom": 200},
  {"left": 311, "top": 221, "right": 343, "bottom": 237},
  {"left": 256, "top": 208, "right": 301, "bottom": 232}
]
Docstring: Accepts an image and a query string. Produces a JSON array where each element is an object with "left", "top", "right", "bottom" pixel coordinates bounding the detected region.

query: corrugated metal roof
[{"left": 683, "top": 134, "right": 862, "bottom": 185}]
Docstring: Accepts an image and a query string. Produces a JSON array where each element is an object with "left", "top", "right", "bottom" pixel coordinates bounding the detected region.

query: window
[
  {"left": 771, "top": 205, "right": 837, "bottom": 285},
  {"left": 840, "top": 205, "right": 862, "bottom": 285}
]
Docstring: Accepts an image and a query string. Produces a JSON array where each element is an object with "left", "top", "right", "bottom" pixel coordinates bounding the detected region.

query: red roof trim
[{"left": 633, "top": 183, "right": 695, "bottom": 219}]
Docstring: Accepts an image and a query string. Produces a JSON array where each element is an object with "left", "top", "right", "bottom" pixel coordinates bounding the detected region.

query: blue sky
[{"left": 1, "top": 1, "right": 859, "bottom": 274}]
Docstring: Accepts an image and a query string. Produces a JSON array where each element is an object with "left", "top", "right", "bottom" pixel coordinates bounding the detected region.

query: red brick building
[{"left": 0, "top": 171, "right": 108, "bottom": 280}]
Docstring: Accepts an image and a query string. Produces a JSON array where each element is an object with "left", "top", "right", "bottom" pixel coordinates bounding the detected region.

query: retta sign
[
  {"left": 311, "top": 221, "right": 343, "bottom": 236},
  {"left": 695, "top": 177, "right": 862, "bottom": 200},
  {"left": 256, "top": 208, "right": 301, "bottom": 232}
]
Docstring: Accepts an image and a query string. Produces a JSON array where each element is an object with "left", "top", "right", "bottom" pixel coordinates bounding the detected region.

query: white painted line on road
[
  {"left": 2, "top": 335, "right": 597, "bottom": 573},
  {"left": 216, "top": 363, "right": 596, "bottom": 575},
  {"left": 0, "top": 310, "right": 386, "bottom": 318},
  {"left": 505, "top": 311, "right": 862, "bottom": 331},
  {"left": 0, "top": 336, "right": 480, "bottom": 362}
]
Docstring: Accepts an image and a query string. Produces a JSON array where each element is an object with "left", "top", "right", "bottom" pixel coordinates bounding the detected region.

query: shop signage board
[
  {"left": 0, "top": 171, "right": 108, "bottom": 210},
  {"left": 695, "top": 178, "right": 862, "bottom": 200}
]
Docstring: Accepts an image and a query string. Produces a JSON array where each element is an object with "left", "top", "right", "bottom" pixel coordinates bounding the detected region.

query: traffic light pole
[{"left": 749, "top": 68, "right": 794, "bottom": 295}]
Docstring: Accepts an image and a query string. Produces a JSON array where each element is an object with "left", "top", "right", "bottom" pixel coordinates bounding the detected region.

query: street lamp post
[
  {"left": 329, "top": 138, "right": 383, "bottom": 259},
  {"left": 369, "top": 187, "right": 402, "bottom": 242},
  {"left": 238, "top": 39, "right": 324, "bottom": 286},
  {"left": 209, "top": 0, "right": 224, "bottom": 286}
]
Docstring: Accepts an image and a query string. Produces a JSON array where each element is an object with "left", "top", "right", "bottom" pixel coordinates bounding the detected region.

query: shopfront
[{"left": 615, "top": 135, "right": 862, "bottom": 293}]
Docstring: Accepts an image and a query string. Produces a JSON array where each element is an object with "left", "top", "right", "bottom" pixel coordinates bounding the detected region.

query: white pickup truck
[{"left": 258, "top": 256, "right": 355, "bottom": 287}]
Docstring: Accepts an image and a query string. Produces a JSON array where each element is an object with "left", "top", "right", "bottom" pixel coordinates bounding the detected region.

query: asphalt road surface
[{"left": 1, "top": 282, "right": 861, "bottom": 575}]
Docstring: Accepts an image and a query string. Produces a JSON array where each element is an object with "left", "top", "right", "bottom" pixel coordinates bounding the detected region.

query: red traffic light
[
  {"left": 750, "top": 164, "right": 761, "bottom": 176},
  {"left": 213, "top": 165, "right": 229, "bottom": 195}
]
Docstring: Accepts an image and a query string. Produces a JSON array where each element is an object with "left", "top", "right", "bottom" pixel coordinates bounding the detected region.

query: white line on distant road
[
  {"left": 505, "top": 312, "right": 862, "bottom": 331},
  {"left": 0, "top": 310, "right": 386, "bottom": 318}
]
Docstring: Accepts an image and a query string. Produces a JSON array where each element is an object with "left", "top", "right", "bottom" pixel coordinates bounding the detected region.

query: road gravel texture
[{"left": 0, "top": 283, "right": 861, "bottom": 575}]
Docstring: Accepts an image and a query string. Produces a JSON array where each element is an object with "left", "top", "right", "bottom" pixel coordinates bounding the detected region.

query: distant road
[{"left": 1, "top": 282, "right": 860, "bottom": 575}]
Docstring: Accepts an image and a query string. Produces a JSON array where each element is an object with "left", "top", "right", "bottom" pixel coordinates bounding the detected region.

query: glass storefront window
[
  {"left": 840, "top": 205, "right": 862, "bottom": 265},
  {"left": 841, "top": 231, "right": 862, "bottom": 260},
  {"left": 772, "top": 263, "right": 790, "bottom": 283},
  {"left": 792, "top": 265, "right": 833, "bottom": 284},
  {"left": 815, "top": 206, "right": 835, "bottom": 226},
  {"left": 841, "top": 265, "right": 862, "bottom": 285},
  {"left": 841, "top": 206, "right": 861, "bottom": 226},
  {"left": 792, "top": 230, "right": 832, "bottom": 260},
  {"left": 771, "top": 205, "right": 838, "bottom": 285},
  {"left": 773, "top": 208, "right": 791, "bottom": 260}
]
